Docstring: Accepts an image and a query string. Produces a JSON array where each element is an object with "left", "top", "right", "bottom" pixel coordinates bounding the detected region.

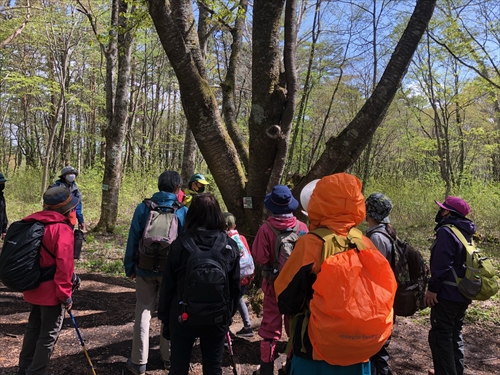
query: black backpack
[
  {"left": 178, "top": 233, "right": 231, "bottom": 326},
  {"left": 370, "top": 230, "right": 429, "bottom": 316},
  {"left": 0, "top": 221, "right": 56, "bottom": 292}
]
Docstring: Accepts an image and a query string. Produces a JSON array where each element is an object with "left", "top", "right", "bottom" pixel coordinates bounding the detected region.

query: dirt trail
[{"left": 1, "top": 273, "right": 499, "bottom": 375}]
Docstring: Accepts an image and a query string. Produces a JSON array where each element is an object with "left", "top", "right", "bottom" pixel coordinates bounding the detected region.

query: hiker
[
  {"left": 275, "top": 173, "right": 397, "bottom": 375},
  {"left": 0, "top": 172, "right": 7, "bottom": 240},
  {"left": 224, "top": 212, "right": 254, "bottom": 337},
  {"left": 53, "top": 166, "right": 84, "bottom": 230},
  {"left": 365, "top": 192, "right": 395, "bottom": 375},
  {"left": 366, "top": 193, "right": 395, "bottom": 261},
  {"left": 16, "top": 185, "right": 79, "bottom": 375},
  {"left": 182, "top": 173, "right": 209, "bottom": 208},
  {"left": 425, "top": 196, "right": 475, "bottom": 375},
  {"left": 158, "top": 193, "right": 240, "bottom": 375},
  {"left": 251, "top": 184, "right": 308, "bottom": 375},
  {"left": 124, "top": 171, "right": 188, "bottom": 375}
]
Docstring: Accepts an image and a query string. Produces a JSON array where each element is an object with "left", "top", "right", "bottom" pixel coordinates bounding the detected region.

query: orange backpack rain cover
[{"left": 309, "top": 247, "right": 396, "bottom": 366}]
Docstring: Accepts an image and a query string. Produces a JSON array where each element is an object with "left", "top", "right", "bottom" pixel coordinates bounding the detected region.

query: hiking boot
[
  {"left": 164, "top": 360, "right": 171, "bottom": 370},
  {"left": 125, "top": 358, "right": 146, "bottom": 375},
  {"left": 236, "top": 326, "right": 254, "bottom": 337}
]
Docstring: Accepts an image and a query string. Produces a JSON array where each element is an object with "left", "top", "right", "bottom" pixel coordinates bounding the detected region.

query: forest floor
[{"left": 1, "top": 271, "right": 499, "bottom": 375}]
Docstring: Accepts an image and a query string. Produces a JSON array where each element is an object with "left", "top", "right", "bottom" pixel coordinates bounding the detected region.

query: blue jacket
[
  {"left": 54, "top": 179, "right": 84, "bottom": 225},
  {"left": 123, "top": 191, "right": 188, "bottom": 278},
  {"left": 428, "top": 215, "right": 475, "bottom": 303}
]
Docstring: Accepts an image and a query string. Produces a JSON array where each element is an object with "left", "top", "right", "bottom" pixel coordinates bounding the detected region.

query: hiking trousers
[
  {"left": 17, "top": 304, "right": 65, "bottom": 375},
  {"left": 131, "top": 276, "right": 170, "bottom": 365},
  {"left": 370, "top": 335, "right": 391, "bottom": 375},
  {"left": 428, "top": 299, "right": 469, "bottom": 375},
  {"left": 258, "top": 280, "right": 289, "bottom": 363},
  {"left": 168, "top": 321, "right": 226, "bottom": 375},
  {"left": 237, "top": 285, "right": 251, "bottom": 328}
]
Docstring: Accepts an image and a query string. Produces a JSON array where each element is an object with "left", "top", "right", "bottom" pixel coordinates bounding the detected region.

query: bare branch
[{"left": 0, "top": 0, "right": 31, "bottom": 49}]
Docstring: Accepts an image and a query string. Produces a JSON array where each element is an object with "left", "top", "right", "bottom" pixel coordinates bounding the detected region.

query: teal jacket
[{"left": 123, "top": 191, "right": 188, "bottom": 278}]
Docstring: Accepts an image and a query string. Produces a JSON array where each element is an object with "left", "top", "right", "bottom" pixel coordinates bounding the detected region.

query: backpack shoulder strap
[
  {"left": 444, "top": 224, "right": 473, "bottom": 247},
  {"left": 264, "top": 221, "right": 279, "bottom": 235},
  {"left": 369, "top": 229, "right": 399, "bottom": 268},
  {"left": 310, "top": 227, "right": 365, "bottom": 261},
  {"left": 180, "top": 233, "right": 228, "bottom": 260},
  {"left": 143, "top": 198, "right": 157, "bottom": 211},
  {"left": 443, "top": 224, "right": 475, "bottom": 285},
  {"left": 34, "top": 222, "right": 56, "bottom": 260},
  {"left": 171, "top": 200, "right": 183, "bottom": 211},
  {"left": 180, "top": 235, "right": 199, "bottom": 256},
  {"left": 265, "top": 222, "right": 288, "bottom": 265},
  {"left": 369, "top": 229, "right": 395, "bottom": 243},
  {"left": 309, "top": 227, "right": 335, "bottom": 242}
]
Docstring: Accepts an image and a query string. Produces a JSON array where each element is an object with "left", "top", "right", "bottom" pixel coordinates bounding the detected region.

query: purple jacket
[{"left": 428, "top": 215, "right": 475, "bottom": 303}]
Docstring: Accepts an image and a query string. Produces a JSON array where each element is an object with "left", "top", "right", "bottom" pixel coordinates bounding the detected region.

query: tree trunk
[
  {"left": 94, "top": 0, "right": 133, "bottom": 233},
  {"left": 147, "top": 0, "right": 247, "bottom": 225},
  {"left": 221, "top": 0, "right": 250, "bottom": 171}
]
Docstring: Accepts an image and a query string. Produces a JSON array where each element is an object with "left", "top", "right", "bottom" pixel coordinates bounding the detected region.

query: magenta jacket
[
  {"left": 252, "top": 215, "right": 308, "bottom": 295},
  {"left": 22, "top": 211, "right": 74, "bottom": 306}
]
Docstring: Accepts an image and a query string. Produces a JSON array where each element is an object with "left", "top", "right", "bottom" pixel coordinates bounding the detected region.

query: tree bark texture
[
  {"left": 245, "top": 0, "right": 289, "bottom": 230},
  {"left": 147, "top": 0, "right": 247, "bottom": 225},
  {"left": 95, "top": 0, "right": 133, "bottom": 233},
  {"left": 221, "top": 0, "right": 250, "bottom": 172}
]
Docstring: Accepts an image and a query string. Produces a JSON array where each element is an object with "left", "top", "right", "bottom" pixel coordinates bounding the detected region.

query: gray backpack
[{"left": 137, "top": 199, "right": 180, "bottom": 272}]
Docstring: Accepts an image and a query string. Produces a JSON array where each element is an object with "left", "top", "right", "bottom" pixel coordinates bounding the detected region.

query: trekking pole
[
  {"left": 68, "top": 310, "right": 97, "bottom": 375},
  {"left": 225, "top": 331, "right": 239, "bottom": 375}
]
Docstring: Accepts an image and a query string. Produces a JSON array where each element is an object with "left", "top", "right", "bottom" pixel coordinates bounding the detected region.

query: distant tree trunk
[
  {"left": 287, "top": 0, "right": 321, "bottom": 177},
  {"left": 94, "top": 0, "right": 133, "bottom": 233},
  {"left": 181, "top": 127, "right": 197, "bottom": 185}
]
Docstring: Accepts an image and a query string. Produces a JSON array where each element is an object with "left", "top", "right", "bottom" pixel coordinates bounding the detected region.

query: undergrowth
[{"left": 3, "top": 169, "right": 500, "bottom": 324}]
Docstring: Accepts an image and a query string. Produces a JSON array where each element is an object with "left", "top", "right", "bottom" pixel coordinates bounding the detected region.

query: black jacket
[
  {"left": 0, "top": 192, "right": 7, "bottom": 235},
  {"left": 158, "top": 228, "right": 240, "bottom": 334}
]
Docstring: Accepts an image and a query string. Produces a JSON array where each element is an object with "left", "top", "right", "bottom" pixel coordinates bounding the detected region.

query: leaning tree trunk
[
  {"left": 221, "top": 0, "right": 250, "bottom": 172},
  {"left": 292, "top": 0, "right": 436, "bottom": 198},
  {"left": 147, "top": 0, "right": 247, "bottom": 226},
  {"left": 94, "top": 0, "right": 133, "bottom": 233}
]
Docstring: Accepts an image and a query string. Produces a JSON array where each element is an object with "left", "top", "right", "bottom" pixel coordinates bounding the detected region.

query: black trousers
[
  {"left": 428, "top": 299, "right": 469, "bottom": 375},
  {"left": 168, "top": 321, "right": 226, "bottom": 375},
  {"left": 370, "top": 336, "right": 391, "bottom": 375},
  {"left": 18, "top": 304, "right": 65, "bottom": 375}
]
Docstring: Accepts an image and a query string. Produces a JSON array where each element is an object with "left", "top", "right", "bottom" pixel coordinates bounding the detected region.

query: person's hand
[
  {"left": 1, "top": 233, "right": 5, "bottom": 240},
  {"left": 62, "top": 297, "right": 73, "bottom": 311},
  {"left": 424, "top": 291, "right": 438, "bottom": 307},
  {"left": 79, "top": 223, "right": 85, "bottom": 231}
]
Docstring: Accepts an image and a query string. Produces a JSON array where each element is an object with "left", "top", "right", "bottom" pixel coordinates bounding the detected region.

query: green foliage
[{"left": 465, "top": 295, "right": 500, "bottom": 325}]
